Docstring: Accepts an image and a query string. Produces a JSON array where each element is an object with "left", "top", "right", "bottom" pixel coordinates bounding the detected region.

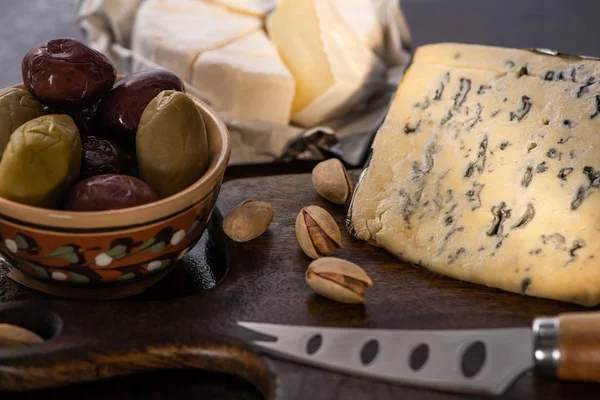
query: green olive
[
  {"left": 0, "top": 88, "right": 43, "bottom": 157},
  {"left": 136, "top": 91, "right": 209, "bottom": 198},
  {"left": 0, "top": 115, "right": 81, "bottom": 208}
]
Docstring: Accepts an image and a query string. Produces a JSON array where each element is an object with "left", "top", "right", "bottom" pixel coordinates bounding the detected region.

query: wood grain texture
[
  {"left": 1, "top": 171, "right": 600, "bottom": 399},
  {"left": 2, "top": 370, "right": 263, "bottom": 400},
  {"left": 0, "top": 339, "right": 271, "bottom": 396},
  {"left": 558, "top": 312, "right": 600, "bottom": 382}
]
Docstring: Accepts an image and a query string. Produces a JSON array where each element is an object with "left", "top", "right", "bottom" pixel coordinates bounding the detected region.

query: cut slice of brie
[
  {"left": 131, "top": 0, "right": 261, "bottom": 82},
  {"left": 202, "top": 0, "right": 276, "bottom": 17},
  {"left": 332, "top": 0, "right": 384, "bottom": 59},
  {"left": 191, "top": 31, "right": 295, "bottom": 124},
  {"left": 267, "top": 0, "right": 385, "bottom": 127}
]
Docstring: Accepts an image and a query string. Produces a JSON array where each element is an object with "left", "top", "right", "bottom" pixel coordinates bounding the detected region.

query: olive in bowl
[
  {"left": 97, "top": 70, "right": 184, "bottom": 140},
  {"left": 0, "top": 88, "right": 43, "bottom": 157},
  {"left": 22, "top": 38, "right": 116, "bottom": 109},
  {"left": 65, "top": 174, "right": 158, "bottom": 212},
  {"left": 0, "top": 114, "right": 81, "bottom": 209},
  {"left": 81, "top": 136, "right": 133, "bottom": 178},
  {"left": 43, "top": 105, "right": 99, "bottom": 137},
  {"left": 137, "top": 90, "right": 209, "bottom": 198},
  {"left": 0, "top": 85, "right": 230, "bottom": 299}
]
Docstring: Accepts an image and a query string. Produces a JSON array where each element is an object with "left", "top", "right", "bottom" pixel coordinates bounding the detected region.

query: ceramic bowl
[{"left": 0, "top": 87, "right": 230, "bottom": 299}]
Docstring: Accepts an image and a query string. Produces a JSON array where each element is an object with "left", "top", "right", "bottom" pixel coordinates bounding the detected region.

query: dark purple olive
[
  {"left": 44, "top": 106, "right": 98, "bottom": 137},
  {"left": 64, "top": 174, "right": 159, "bottom": 211},
  {"left": 96, "top": 70, "right": 184, "bottom": 139},
  {"left": 81, "top": 136, "right": 132, "bottom": 178},
  {"left": 22, "top": 38, "right": 116, "bottom": 109}
]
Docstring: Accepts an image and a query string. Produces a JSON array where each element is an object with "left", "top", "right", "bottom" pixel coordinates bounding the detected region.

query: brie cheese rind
[
  {"left": 333, "top": 0, "right": 384, "bottom": 59},
  {"left": 203, "top": 0, "right": 276, "bottom": 17},
  {"left": 349, "top": 43, "right": 600, "bottom": 306},
  {"left": 191, "top": 31, "right": 294, "bottom": 125},
  {"left": 131, "top": 0, "right": 261, "bottom": 82},
  {"left": 267, "top": 0, "right": 386, "bottom": 128}
]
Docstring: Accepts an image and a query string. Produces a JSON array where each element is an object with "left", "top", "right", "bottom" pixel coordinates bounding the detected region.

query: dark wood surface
[
  {"left": 1, "top": 171, "right": 600, "bottom": 400},
  {"left": 3, "top": 1, "right": 600, "bottom": 399}
]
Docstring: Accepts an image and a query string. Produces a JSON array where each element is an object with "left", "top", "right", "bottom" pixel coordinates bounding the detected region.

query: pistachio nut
[
  {"left": 0, "top": 323, "right": 44, "bottom": 348},
  {"left": 295, "top": 205, "right": 342, "bottom": 259},
  {"left": 223, "top": 199, "right": 274, "bottom": 242},
  {"left": 311, "top": 159, "right": 353, "bottom": 204},
  {"left": 305, "top": 257, "right": 373, "bottom": 304}
]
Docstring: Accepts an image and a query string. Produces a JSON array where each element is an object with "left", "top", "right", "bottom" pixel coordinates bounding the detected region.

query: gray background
[{"left": 2, "top": 0, "right": 600, "bottom": 87}]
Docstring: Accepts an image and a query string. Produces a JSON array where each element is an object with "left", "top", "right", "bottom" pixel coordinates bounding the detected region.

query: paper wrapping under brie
[{"left": 78, "top": 0, "right": 411, "bottom": 166}]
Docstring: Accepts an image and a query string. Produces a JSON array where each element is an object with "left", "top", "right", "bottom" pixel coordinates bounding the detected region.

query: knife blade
[{"left": 239, "top": 312, "right": 599, "bottom": 395}]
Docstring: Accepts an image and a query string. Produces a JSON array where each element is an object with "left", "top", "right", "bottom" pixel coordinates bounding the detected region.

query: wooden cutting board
[{"left": 0, "top": 171, "right": 598, "bottom": 400}]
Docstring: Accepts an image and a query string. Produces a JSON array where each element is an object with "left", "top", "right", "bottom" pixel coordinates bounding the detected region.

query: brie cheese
[
  {"left": 191, "top": 31, "right": 295, "bottom": 124},
  {"left": 267, "top": 0, "right": 385, "bottom": 127},
  {"left": 202, "top": 0, "right": 276, "bottom": 17},
  {"left": 131, "top": 0, "right": 261, "bottom": 82},
  {"left": 332, "top": 0, "right": 384, "bottom": 58}
]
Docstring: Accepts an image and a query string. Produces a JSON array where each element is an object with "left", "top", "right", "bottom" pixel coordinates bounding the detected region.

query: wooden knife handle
[{"left": 557, "top": 312, "right": 600, "bottom": 382}]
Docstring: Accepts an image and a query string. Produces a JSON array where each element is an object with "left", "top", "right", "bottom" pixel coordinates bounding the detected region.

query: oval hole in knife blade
[
  {"left": 461, "top": 341, "right": 487, "bottom": 379},
  {"left": 306, "top": 334, "right": 322, "bottom": 355},
  {"left": 360, "top": 339, "right": 379, "bottom": 366},
  {"left": 409, "top": 343, "right": 430, "bottom": 371}
]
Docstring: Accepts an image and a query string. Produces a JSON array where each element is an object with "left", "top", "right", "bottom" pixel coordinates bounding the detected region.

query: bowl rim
[{"left": 0, "top": 86, "right": 231, "bottom": 231}]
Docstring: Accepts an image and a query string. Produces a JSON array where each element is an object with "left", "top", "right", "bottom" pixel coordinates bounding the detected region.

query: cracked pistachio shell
[
  {"left": 305, "top": 257, "right": 373, "bottom": 304},
  {"left": 0, "top": 114, "right": 81, "bottom": 208},
  {"left": 223, "top": 199, "right": 274, "bottom": 242},
  {"left": 295, "top": 205, "right": 342, "bottom": 259},
  {"left": 136, "top": 90, "right": 209, "bottom": 198},
  {"left": 0, "top": 323, "right": 44, "bottom": 348},
  {"left": 312, "top": 159, "right": 352, "bottom": 204},
  {"left": 0, "top": 88, "right": 43, "bottom": 157}
]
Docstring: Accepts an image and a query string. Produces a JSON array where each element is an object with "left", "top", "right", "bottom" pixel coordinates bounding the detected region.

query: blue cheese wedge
[{"left": 349, "top": 43, "right": 600, "bottom": 306}]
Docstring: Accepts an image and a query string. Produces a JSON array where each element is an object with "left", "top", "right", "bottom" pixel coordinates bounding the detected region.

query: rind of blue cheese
[{"left": 349, "top": 43, "right": 600, "bottom": 306}]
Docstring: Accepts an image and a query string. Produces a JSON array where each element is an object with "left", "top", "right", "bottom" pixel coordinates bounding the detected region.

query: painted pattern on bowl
[{"left": 0, "top": 187, "right": 220, "bottom": 285}]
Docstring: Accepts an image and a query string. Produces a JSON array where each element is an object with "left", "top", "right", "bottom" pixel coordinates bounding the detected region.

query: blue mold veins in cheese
[{"left": 349, "top": 43, "right": 600, "bottom": 306}]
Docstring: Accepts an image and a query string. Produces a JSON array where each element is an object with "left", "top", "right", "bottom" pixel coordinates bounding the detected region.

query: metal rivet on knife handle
[
  {"left": 556, "top": 312, "right": 600, "bottom": 382},
  {"left": 532, "top": 316, "right": 559, "bottom": 377}
]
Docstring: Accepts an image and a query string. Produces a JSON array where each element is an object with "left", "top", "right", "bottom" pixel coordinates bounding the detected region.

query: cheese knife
[{"left": 239, "top": 312, "right": 600, "bottom": 395}]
